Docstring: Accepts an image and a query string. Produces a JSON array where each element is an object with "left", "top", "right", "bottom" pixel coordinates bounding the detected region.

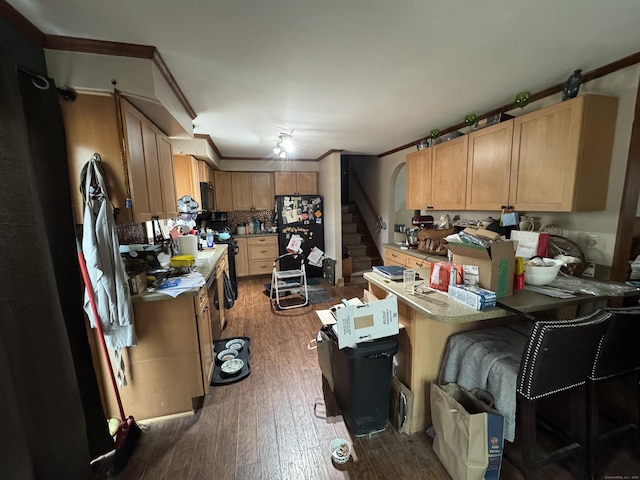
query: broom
[{"left": 76, "top": 239, "right": 141, "bottom": 474}]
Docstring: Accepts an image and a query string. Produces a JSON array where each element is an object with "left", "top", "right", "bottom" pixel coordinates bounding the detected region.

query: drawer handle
[{"left": 260, "top": 250, "right": 267, "bottom": 253}]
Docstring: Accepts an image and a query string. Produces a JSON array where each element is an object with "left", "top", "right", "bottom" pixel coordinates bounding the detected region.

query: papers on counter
[
  {"left": 524, "top": 285, "right": 576, "bottom": 298},
  {"left": 147, "top": 272, "right": 206, "bottom": 298}
]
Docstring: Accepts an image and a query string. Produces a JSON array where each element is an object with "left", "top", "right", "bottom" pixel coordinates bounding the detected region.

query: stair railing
[{"left": 350, "top": 168, "right": 387, "bottom": 233}]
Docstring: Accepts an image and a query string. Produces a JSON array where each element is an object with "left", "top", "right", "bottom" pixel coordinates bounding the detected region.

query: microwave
[{"left": 200, "top": 182, "right": 214, "bottom": 211}]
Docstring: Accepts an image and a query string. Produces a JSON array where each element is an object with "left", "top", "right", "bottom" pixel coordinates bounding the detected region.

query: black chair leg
[
  {"left": 587, "top": 380, "right": 598, "bottom": 480},
  {"left": 520, "top": 398, "right": 538, "bottom": 480}
]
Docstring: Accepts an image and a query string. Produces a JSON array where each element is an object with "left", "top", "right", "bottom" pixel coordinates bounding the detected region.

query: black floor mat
[{"left": 211, "top": 336, "right": 251, "bottom": 386}]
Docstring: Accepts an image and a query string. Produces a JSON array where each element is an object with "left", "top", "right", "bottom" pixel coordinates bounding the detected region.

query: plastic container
[{"left": 329, "top": 334, "right": 399, "bottom": 436}]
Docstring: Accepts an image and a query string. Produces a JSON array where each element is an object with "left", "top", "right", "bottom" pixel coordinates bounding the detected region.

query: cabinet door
[
  {"left": 509, "top": 99, "right": 583, "bottom": 211},
  {"left": 189, "top": 156, "right": 202, "bottom": 207},
  {"left": 141, "top": 124, "right": 164, "bottom": 217},
  {"left": 510, "top": 95, "right": 617, "bottom": 212},
  {"left": 232, "top": 172, "right": 252, "bottom": 210},
  {"left": 121, "top": 101, "right": 154, "bottom": 222},
  {"left": 235, "top": 237, "right": 249, "bottom": 277},
  {"left": 251, "top": 172, "right": 274, "bottom": 210},
  {"left": 195, "top": 291, "right": 213, "bottom": 394},
  {"left": 296, "top": 172, "right": 318, "bottom": 194},
  {"left": 214, "top": 171, "right": 233, "bottom": 211},
  {"left": 405, "top": 149, "right": 432, "bottom": 210},
  {"left": 274, "top": 172, "right": 297, "bottom": 195},
  {"left": 431, "top": 136, "right": 468, "bottom": 210},
  {"left": 157, "top": 134, "right": 178, "bottom": 218},
  {"left": 466, "top": 121, "right": 514, "bottom": 210},
  {"left": 173, "top": 154, "right": 196, "bottom": 201}
]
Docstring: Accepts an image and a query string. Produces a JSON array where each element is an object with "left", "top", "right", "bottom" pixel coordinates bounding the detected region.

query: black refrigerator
[{"left": 274, "top": 195, "right": 325, "bottom": 277}]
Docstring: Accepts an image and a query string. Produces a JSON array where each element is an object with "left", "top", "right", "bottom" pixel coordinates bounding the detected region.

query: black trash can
[{"left": 329, "top": 333, "right": 399, "bottom": 436}]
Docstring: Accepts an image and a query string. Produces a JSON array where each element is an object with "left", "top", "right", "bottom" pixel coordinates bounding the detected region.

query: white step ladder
[{"left": 271, "top": 253, "right": 309, "bottom": 310}]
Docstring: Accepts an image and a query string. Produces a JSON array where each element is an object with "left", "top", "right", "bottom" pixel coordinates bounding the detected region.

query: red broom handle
[{"left": 76, "top": 239, "right": 127, "bottom": 422}]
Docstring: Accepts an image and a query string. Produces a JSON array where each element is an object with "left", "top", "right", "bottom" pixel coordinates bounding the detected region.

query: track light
[{"left": 274, "top": 132, "right": 293, "bottom": 159}]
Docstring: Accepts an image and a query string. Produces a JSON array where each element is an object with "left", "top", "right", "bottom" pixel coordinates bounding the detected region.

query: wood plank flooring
[{"left": 93, "top": 277, "right": 640, "bottom": 479}]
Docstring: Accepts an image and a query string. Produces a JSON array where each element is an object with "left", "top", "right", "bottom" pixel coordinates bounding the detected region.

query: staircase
[{"left": 341, "top": 204, "right": 382, "bottom": 282}]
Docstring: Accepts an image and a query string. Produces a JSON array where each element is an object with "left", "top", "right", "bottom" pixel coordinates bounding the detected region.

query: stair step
[
  {"left": 342, "top": 223, "right": 358, "bottom": 234},
  {"left": 341, "top": 212, "right": 362, "bottom": 224},
  {"left": 341, "top": 204, "right": 356, "bottom": 214},
  {"left": 345, "top": 244, "right": 367, "bottom": 257},
  {"left": 343, "top": 233, "right": 363, "bottom": 245},
  {"left": 351, "top": 256, "right": 372, "bottom": 272}
]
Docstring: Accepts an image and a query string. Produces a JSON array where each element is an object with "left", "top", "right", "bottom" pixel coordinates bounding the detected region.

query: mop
[{"left": 76, "top": 239, "right": 141, "bottom": 474}]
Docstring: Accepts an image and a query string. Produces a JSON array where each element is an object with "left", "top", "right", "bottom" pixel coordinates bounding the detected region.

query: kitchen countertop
[
  {"left": 364, "top": 270, "right": 631, "bottom": 324},
  {"left": 131, "top": 245, "right": 227, "bottom": 303}
]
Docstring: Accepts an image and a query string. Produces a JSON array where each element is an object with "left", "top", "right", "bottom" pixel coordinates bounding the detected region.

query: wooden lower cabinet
[
  {"left": 235, "top": 237, "right": 249, "bottom": 277},
  {"left": 248, "top": 236, "right": 279, "bottom": 276},
  {"left": 92, "top": 286, "right": 214, "bottom": 421}
]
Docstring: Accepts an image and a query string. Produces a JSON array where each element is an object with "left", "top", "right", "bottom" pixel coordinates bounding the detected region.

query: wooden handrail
[{"left": 350, "top": 168, "right": 387, "bottom": 232}]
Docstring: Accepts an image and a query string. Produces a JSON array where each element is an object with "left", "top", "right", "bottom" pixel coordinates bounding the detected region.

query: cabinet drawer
[
  {"left": 247, "top": 236, "right": 278, "bottom": 247},
  {"left": 384, "top": 249, "right": 406, "bottom": 266},
  {"left": 248, "top": 243, "right": 279, "bottom": 260},
  {"left": 405, "top": 255, "right": 428, "bottom": 270},
  {"left": 249, "top": 260, "right": 273, "bottom": 276}
]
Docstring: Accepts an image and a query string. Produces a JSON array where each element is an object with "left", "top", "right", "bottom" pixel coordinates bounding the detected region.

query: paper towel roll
[{"left": 177, "top": 234, "right": 198, "bottom": 263}]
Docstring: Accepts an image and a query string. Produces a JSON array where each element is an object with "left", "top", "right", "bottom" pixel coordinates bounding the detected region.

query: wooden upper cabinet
[
  {"left": 405, "top": 149, "right": 432, "bottom": 210},
  {"left": 250, "top": 172, "right": 274, "bottom": 209},
  {"left": 157, "top": 135, "right": 178, "bottom": 219},
  {"left": 431, "top": 135, "right": 468, "bottom": 210},
  {"left": 466, "top": 120, "right": 514, "bottom": 210},
  {"left": 213, "top": 171, "right": 233, "bottom": 211},
  {"left": 274, "top": 171, "right": 318, "bottom": 194},
  {"left": 231, "top": 172, "right": 273, "bottom": 210},
  {"left": 120, "top": 99, "right": 178, "bottom": 222},
  {"left": 405, "top": 136, "right": 467, "bottom": 210},
  {"left": 509, "top": 94, "right": 618, "bottom": 212},
  {"left": 173, "top": 154, "right": 202, "bottom": 207},
  {"left": 231, "top": 172, "right": 252, "bottom": 210}
]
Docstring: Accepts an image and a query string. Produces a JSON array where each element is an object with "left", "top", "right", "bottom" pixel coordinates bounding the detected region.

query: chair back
[
  {"left": 517, "top": 310, "right": 612, "bottom": 400},
  {"left": 591, "top": 307, "right": 640, "bottom": 381}
]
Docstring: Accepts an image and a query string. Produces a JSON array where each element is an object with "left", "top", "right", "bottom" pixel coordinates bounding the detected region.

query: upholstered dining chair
[
  {"left": 441, "top": 309, "right": 612, "bottom": 480},
  {"left": 587, "top": 306, "right": 640, "bottom": 480}
]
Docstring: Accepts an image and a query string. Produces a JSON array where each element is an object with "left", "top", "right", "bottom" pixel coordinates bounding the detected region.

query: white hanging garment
[{"left": 82, "top": 154, "right": 137, "bottom": 354}]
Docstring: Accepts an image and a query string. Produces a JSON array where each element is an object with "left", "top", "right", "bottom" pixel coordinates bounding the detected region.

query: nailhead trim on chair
[
  {"left": 518, "top": 311, "right": 613, "bottom": 400},
  {"left": 590, "top": 307, "right": 640, "bottom": 381}
]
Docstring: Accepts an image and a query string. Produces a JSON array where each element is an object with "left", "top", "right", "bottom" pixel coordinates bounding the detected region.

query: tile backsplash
[{"left": 228, "top": 210, "right": 275, "bottom": 231}]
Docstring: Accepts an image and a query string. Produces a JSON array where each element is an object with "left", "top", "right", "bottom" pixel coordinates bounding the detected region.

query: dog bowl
[
  {"left": 524, "top": 258, "right": 564, "bottom": 286},
  {"left": 221, "top": 358, "right": 244, "bottom": 376},
  {"left": 330, "top": 438, "right": 352, "bottom": 464},
  {"left": 216, "top": 348, "right": 238, "bottom": 363},
  {"left": 225, "top": 338, "right": 245, "bottom": 351}
]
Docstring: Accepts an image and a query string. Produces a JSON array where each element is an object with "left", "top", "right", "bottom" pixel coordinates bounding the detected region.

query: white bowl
[
  {"left": 217, "top": 348, "right": 238, "bottom": 363},
  {"left": 225, "top": 338, "right": 245, "bottom": 351},
  {"left": 524, "top": 258, "right": 564, "bottom": 286},
  {"left": 221, "top": 358, "right": 244, "bottom": 375},
  {"left": 330, "top": 438, "right": 352, "bottom": 464}
]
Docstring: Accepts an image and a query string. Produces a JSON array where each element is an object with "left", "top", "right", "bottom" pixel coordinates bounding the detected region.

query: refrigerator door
[{"left": 275, "top": 195, "right": 325, "bottom": 277}]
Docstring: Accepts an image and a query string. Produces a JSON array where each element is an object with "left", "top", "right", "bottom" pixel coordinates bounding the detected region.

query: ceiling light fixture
[{"left": 273, "top": 132, "right": 293, "bottom": 159}]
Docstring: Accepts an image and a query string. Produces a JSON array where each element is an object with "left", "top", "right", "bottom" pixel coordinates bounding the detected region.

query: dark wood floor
[{"left": 94, "top": 276, "right": 640, "bottom": 479}]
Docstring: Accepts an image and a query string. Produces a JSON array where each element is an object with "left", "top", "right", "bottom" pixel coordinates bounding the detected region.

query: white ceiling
[{"left": 8, "top": 0, "right": 640, "bottom": 160}]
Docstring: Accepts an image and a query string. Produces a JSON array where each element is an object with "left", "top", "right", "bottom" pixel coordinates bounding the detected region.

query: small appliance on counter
[
  {"left": 406, "top": 227, "right": 420, "bottom": 250},
  {"left": 411, "top": 211, "right": 434, "bottom": 230}
]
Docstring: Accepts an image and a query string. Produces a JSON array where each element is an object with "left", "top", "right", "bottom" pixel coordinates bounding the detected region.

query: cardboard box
[
  {"left": 334, "top": 294, "right": 399, "bottom": 349},
  {"left": 128, "top": 272, "right": 147, "bottom": 295},
  {"left": 447, "top": 240, "right": 516, "bottom": 298},
  {"left": 448, "top": 285, "right": 497, "bottom": 310}
]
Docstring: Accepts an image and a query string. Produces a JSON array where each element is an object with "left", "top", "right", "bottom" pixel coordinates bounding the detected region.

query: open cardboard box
[
  {"left": 316, "top": 291, "right": 399, "bottom": 349},
  {"left": 447, "top": 228, "right": 516, "bottom": 298}
]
